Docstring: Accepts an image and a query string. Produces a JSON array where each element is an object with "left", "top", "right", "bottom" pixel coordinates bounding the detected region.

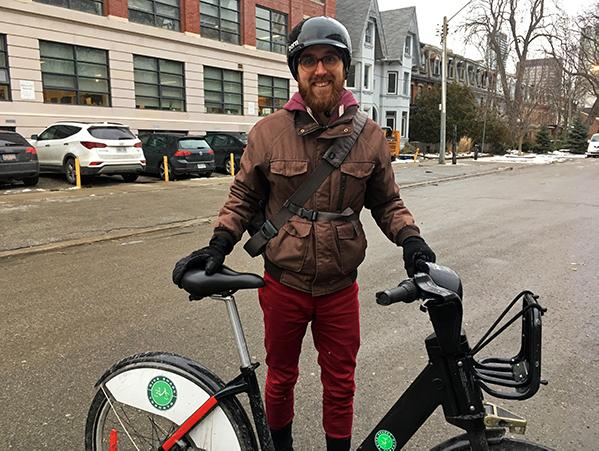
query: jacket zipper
[{"left": 337, "top": 172, "right": 347, "bottom": 211}]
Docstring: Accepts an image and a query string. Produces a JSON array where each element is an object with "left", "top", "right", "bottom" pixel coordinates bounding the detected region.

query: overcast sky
[{"left": 377, "top": 0, "right": 588, "bottom": 60}]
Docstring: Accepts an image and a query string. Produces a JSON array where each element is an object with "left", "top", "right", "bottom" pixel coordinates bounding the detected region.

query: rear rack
[{"left": 470, "top": 291, "right": 547, "bottom": 400}]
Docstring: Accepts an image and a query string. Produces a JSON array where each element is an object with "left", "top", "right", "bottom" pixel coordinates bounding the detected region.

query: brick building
[{"left": 0, "top": 0, "right": 334, "bottom": 136}]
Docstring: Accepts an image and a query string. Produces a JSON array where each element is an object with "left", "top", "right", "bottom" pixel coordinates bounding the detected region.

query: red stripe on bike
[
  {"left": 109, "top": 428, "right": 117, "bottom": 451},
  {"left": 161, "top": 396, "right": 219, "bottom": 451}
]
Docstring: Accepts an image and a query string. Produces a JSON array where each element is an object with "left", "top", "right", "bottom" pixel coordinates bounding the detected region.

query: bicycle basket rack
[{"left": 469, "top": 291, "right": 547, "bottom": 400}]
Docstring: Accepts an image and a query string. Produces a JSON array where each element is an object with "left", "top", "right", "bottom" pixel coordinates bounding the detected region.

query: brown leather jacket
[{"left": 214, "top": 99, "right": 420, "bottom": 296}]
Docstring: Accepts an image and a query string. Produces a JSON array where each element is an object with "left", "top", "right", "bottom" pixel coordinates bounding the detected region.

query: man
[{"left": 172, "top": 16, "right": 436, "bottom": 451}]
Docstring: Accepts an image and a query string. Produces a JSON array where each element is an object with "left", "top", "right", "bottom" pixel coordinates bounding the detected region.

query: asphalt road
[{"left": 1, "top": 159, "right": 598, "bottom": 449}]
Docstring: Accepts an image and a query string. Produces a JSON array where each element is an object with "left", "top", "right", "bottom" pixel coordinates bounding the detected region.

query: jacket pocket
[
  {"left": 265, "top": 219, "right": 312, "bottom": 272},
  {"left": 270, "top": 160, "right": 308, "bottom": 177},
  {"left": 338, "top": 161, "right": 375, "bottom": 208},
  {"left": 340, "top": 161, "right": 375, "bottom": 179},
  {"left": 335, "top": 220, "right": 367, "bottom": 274}
]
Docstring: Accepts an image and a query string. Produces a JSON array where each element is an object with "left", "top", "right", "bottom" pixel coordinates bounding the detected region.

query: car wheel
[
  {"left": 22, "top": 175, "right": 39, "bottom": 186},
  {"left": 204, "top": 171, "right": 213, "bottom": 178},
  {"left": 64, "top": 157, "right": 77, "bottom": 185},
  {"left": 225, "top": 158, "right": 240, "bottom": 175},
  {"left": 159, "top": 161, "right": 174, "bottom": 180},
  {"left": 121, "top": 174, "right": 139, "bottom": 183}
]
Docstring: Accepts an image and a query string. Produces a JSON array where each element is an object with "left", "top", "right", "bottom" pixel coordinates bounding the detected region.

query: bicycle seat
[{"left": 181, "top": 265, "right": 265, "bottom": 300}]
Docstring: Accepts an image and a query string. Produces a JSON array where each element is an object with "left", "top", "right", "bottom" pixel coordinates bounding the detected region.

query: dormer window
[
  {"left": 404, "top": 34, "right": 412, "bottom": 57},
  {"left": 365, "top": 21, "right": 374, "bottom": 45}
]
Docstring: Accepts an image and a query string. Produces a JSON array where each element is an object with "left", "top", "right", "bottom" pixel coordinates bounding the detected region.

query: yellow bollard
[
  {"left": 75, "top": 157, "right": 81, "bottom": 188},
  {"left": 163, "top": 155, "right": 170, "bottom": 182},
  {"left": 230, "top": 153, "right": 235, "bottom": 177},
  {"left": 414, "top": 148, "right": 420, "bottom": 162}
]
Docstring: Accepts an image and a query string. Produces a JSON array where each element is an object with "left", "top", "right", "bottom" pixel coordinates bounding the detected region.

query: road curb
[{"left": 0, "top": 165, "right": 518, "bottom": 259}]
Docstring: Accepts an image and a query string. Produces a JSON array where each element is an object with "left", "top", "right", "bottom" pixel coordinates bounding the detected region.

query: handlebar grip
[{"left": 376, "top": 280, "right": 419, "bottom": 306}]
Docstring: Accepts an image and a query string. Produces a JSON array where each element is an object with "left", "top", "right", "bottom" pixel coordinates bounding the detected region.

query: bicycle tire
[
  {"left": 431, "top": 432, "right": 555, "bottom": 450},
  {"left": 85, "top": 351, "right": 257, "bottom": 451}
]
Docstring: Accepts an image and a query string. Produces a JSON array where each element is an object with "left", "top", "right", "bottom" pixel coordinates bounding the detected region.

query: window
[
  {"left": 401, "top": 111, "right": 407, "bottom": 137},
  {"left": 448, "top": 59, "right": 454, "bottom": 79},
  {"left": 40, "top": 41, "right": 110, "bottom": 106},
  {"left": 385, "top": 111, "right": 396, "bottom": 130},
  {"left": 204, "top": 66, "right": 243, "bottom": 115},
  {"left": 403, "top": 71, "right": 410, "bottom": 95},
  {"left": 0, "top": 35, "right": 10, "bottom": 101},
  {"left": 346, "top": 64, "right": 356, "bottom": 88},
  {"left": 404, "top": 34, "right": 412, "bottom": 57},
  {"left": 387, "top": 71, "right": 397, "bottom": 94},
  {"left": 134, "top": 55, "right": 185, "bottom": 111},
  {"left": 200, "top": 0, "right": 240, "bottom": 44},
  {"left": 129, "top": 0, "right": 180, "bottom": 31},
  {"left": 35, "top": 0, "right": 103, "bottom": 15},
  {"left": 256, "top": 6, "right": 287, "bottom": 54},
  {"left": 365, "top": 21, "right": 374, "bottom": 45},
  {"left": 38, "top": 124, "right": 81, "bottom": 140},
  {"left": 432, "top": 58, "right": 440, "bottom": 77},
  {"left": 258, "top": 75, "right": 288, "bottom": 116},
  {"left": 364, "top": 64, "right": 371, "bottom": 90}
]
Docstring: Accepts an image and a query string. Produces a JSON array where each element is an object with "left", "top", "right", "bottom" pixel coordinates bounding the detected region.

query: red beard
[{"left": 299, "top": 75, "right": 344, "bottom": 114}]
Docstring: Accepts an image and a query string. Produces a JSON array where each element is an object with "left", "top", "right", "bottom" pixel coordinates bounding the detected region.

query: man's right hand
[{"left": 172, "top": 234, "right": 233, "bottom": 286}]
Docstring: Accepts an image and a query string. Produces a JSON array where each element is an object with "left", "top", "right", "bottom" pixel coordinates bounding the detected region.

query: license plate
[
  {"left": 197, "top": 163, "right": 206, "bottom": 169},
  {"left": 116, "top": 147, "right": 127, "bottom": 152},
  {"left": 1, "top": 154, "right": 16, "bottom": 161}
]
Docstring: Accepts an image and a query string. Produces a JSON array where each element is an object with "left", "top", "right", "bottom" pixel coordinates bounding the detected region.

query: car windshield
[
  {"left": 0, "top": 132, "right": 29, "bottom": 146},
  {"left": 88, "top": 127, "right": 136, "bottom": 140},
  {"left": 591, "top": 135, "right": 599, "bottom": 142},
  {"left": 178, "top": 138, "right": 211, "bottom": 149}
]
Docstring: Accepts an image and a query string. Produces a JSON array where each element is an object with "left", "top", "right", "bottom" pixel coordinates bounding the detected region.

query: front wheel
[
  {"left": 64, "top": 157, "right": 77, "bottom": 185},
  {"left": 432, "top": 432, "right": 554, "bottom": 450},
  {"left": 85, "top": 352, "right": 256, "bottom": 451}
]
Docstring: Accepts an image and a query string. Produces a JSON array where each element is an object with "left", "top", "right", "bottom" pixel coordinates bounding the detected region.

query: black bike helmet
[{"left": 287, "top": 16, "right": 352, "bottom": 80}]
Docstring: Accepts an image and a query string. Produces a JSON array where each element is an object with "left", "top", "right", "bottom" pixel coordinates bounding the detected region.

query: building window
[
  {"left": 403, "top": 71, "right": 410, "bottom": 95},
  {"left": 134, "top": 55, "right": 185, "bottom": 111},
  {"left": 258, "top": 75, "right": 288, "bottom": 116},
  {"left": 35, "top": 0, "right": 103, "bottom": 15},
  {"left": 0, "top": 35, "right": 10, "bottom": 101},
  {"left": 401, "top": 111, "right": 408, "bottom": 137},
  {"left": 200, "top": 0, "right": 240, "bottom": 44},
  {"left": 40, "top": 41, "right": 110, "bottom": 106},
  {"left": 365, "top": 21, "right": 374, "bottom": 45},
  {"left": 129, "top": 0, "right": 180, "bottom": 31},
  {"left": 448, "top": 59, "right": 454, "bottom": 79},
  {"left": 404, "top": 34, "right": 412, "bottom": 57},
  {"left": 364, "top": 64, "right": 371, "bottom": 90},
  {"left": 204, "top": 66, "right": 243, "bottom": 114},
  {"left": 386, "top": 111, "right": 396, "bottom": 130},
  {"left": 256, "top": 6, "right": 287, "bottom": 54},
  {"left": 387, "top": 71, "right": 397, "bottom": 94},
  {"left": 346, "top": 64, "right": 356, "bottom": 88},
  {"left": 432, "top": 58, "right": 440, "bottom": 77}
]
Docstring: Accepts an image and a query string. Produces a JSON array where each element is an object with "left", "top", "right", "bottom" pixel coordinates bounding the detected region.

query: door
[{"left": 35, "top": 126, "right": 60, "bottom": 168}]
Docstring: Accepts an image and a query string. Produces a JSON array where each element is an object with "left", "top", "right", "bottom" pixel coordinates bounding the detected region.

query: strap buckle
[
  {"left": 259, "top": 220, "right": 278, "bottom": 240},
  {"left": 284, "top": 200, "right": 318, "bottom": 221}
]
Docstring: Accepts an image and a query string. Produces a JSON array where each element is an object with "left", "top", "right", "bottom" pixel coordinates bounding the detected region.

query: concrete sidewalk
[{"left": 0, "top": 158, "right": 535, "bottom": 258}]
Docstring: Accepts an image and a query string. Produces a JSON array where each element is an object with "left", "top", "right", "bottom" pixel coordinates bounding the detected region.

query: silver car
[{"left": 586, "top": 133, "right": 599, "bottom": 157}]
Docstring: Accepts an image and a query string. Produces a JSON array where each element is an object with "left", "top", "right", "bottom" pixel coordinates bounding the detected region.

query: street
[{"left": 1, "top": 159, "right": 598, "bottom": 449}]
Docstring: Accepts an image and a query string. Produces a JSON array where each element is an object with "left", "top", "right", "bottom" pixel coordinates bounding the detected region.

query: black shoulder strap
[{"left": 244, "top": 110, "right": 368, "bottom": 257}]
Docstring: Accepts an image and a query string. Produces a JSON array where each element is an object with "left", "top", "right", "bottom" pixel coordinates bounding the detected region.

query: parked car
[
  {"left": 140, "top": 133, "right": 215, "bottom": 179},
  {"left": 204, "top": 132, "right": 247, "bottom": 173},
  {"left": 0, "top": 130, "right": 40, "bottom": 186},
  {"left": 586, "top": 133, "right": 599, "bottom": 157},
  {"left": 30, "top": 122, "right": 145, "bottom": 184}
]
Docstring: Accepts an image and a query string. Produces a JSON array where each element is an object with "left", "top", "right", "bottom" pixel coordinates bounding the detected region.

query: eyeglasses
[{"left": 298, "top": 53, "right": 341, "bottom": 71}]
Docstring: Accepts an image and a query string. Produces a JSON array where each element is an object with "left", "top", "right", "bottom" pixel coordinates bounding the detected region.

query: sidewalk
[{"left": 0, "top": 157, "right": 539, "bottom": 258}]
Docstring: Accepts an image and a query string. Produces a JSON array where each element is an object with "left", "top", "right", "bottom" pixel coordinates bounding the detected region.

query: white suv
[
  {"left": 31, "top": 122, "right": 146, "bottom": 184},
  {"left": 586, "top": 133, "right": 599, "bottom": 157}
]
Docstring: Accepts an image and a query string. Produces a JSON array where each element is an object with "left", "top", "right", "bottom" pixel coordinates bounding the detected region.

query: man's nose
[{"left": 314, "top": 60, "right": 328, "bottom": 76}]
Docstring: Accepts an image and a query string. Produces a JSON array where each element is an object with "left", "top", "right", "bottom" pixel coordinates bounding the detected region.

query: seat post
[{"left": 214, "top": 294, "right": 252, "bottom": 368}]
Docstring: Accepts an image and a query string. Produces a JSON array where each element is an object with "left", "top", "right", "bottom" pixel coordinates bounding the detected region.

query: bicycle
[{"left": 85, "top": 262, "right": 552, "bottom": 450}]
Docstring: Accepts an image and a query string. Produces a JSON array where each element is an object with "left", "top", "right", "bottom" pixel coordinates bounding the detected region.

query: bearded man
[{"left": 173, "top": 16, "right": 436, "bottom": 451}]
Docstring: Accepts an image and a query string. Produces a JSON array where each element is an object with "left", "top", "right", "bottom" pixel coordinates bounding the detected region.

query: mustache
[{"left": 310, "top": 75, "right": 335, "bottom": 84}]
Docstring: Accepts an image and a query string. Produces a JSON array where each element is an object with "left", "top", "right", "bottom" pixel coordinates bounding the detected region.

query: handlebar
[{"left": 376, "top": 279, "right": 419, "bottom": 305}]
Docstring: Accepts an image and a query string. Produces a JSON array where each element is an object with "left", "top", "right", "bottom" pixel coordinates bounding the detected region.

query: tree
[
  {"left": 566, "top": 117, "right": 589, "bottom": 153},
  {"left": 534, "top": 125, "right": 552, "bottom": 153},
  {"left": 463, "top": 0, "right": 554, "bottom": 150}
]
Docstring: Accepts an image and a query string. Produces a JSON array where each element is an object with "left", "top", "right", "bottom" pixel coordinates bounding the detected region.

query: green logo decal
[
  {"left": 147, "top": 376, "right": 177, "bottom": 410},
  {"left": 375, "top": 429, "right": 397, "bottom": 451}
]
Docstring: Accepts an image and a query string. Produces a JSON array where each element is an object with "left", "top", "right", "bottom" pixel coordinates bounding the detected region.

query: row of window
[
  {"left": 346, "top": 63, "right": 410, "bottom": 95},
  {"left": 1, "top": 37, "right": 288, "bottom": 115},
  {"left": 34, "top": 0, "right": 288, "bottom": 55}
]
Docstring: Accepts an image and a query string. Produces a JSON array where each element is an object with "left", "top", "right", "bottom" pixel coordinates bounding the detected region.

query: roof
[
  {"left": 380, "top": 7, "right": 418, "bottom": 63},
  {"left": 336, "top": 0, "right": 387, "bottom": 58}
]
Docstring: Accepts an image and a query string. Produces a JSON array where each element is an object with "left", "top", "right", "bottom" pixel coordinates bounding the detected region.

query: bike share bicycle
[{"left": 85, "top": 262, "right": 551, "bottom": 450}]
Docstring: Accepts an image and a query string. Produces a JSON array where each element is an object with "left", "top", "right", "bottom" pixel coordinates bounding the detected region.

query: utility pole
[{"left": 439, "top": 16, "right": 448, "bottom": 164}]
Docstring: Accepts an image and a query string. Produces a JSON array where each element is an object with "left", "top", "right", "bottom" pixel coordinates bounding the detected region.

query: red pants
[{"left": 258, "top": 273, "right": 360, "bottom": 439}]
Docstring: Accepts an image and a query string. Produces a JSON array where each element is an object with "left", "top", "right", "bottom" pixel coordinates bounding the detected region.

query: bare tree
[{"left": 462, "top": 0, "right": 554, "bottom": 149}]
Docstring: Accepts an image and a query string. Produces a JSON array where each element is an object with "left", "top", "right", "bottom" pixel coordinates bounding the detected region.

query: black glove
[
  {"left": 401, "top": 236, "right": 436, "bottom": 277},
  {"left": 172, "top": 234, "right": 234, "bottom": 286}
]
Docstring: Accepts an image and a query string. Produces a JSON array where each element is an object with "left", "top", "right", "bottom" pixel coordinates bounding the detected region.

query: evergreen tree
[
  {"left": 534, "top": 125, "right": 552, "bottom": 153},
  {"left": 566, "top": 117, "right": 589, "bottom": 154}
]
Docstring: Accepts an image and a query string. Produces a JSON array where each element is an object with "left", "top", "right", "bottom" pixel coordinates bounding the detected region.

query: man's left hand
[{"left": 402, "top": 236, "right": 436, "bottom": 277}]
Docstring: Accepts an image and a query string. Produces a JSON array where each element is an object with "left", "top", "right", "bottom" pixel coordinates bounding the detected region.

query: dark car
[
  {"left": 204, "top": 132, "right": 247, "bottom": 173},
  {"left": 140, "top": 133, "right": 215, "bottom": 179},
  {"left": 0, "top": 131, "right": 40, "bottom": 186}
]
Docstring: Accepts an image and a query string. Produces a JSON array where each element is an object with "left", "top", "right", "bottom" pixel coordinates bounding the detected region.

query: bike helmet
[{"left": 287, "top": 16, "right": 352, "bottom": 80}]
